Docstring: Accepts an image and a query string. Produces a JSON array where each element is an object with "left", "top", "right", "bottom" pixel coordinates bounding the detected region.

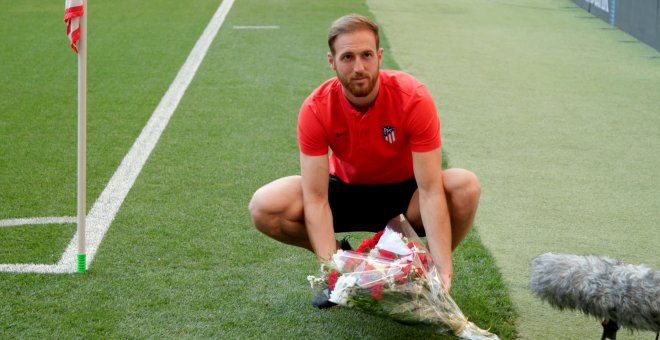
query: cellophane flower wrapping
[{"left": 307, "top": 214, "right": 499, "bottom": 340}]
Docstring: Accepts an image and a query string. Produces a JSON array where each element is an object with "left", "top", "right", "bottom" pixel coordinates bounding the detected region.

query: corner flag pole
[
  {"left": 65, "top": 0, "right": 86, "bottom": 273},
  {"left": 76, "top": 1, "right": 87, "bottom": 273}
]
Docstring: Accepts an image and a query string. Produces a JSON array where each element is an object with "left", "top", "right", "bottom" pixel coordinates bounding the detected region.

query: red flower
[
  {"left": 328, "top": 270, "right": 339, "bottom": 290},
  {"left": 414, "top": 264, "right": 426, "bottom": 278},
  {"left": 370, "top": 283, "right": 384, "bottom": 300},
  {"left": 408, "top": 241, "right": 425, "bottom": 251},
  {"left": 396, "top": 263, "right": 413, "bottom": 283},
  {"left": 394, "top": 270, "right": 409, "bottom": 284},
  {"left": 356, "top": 230, "right": 385, "bottom": 253},
  {"left": 401, "top": 263, "right": 412, "bottom": 275},
  {"left": 372, "top": 230, "right": 384, "bottom": 244},
  {"left": 378, "top": 249, "right": 397, "bottom": 259},
  {"left": 418, "top": 253, "right": 429, "bottom": 266},
  {"left": 356, "top": 239, "right": 373, "bottom": 253}
]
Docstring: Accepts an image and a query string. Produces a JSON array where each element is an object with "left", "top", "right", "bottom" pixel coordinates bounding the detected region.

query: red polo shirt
[{"left": 297, "top": 70, "right": 441, "bottom": 184}]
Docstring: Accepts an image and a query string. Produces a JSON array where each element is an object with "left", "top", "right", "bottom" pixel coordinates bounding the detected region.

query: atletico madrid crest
[{"left": 382, "top": 125, "right": 396, "bottom": 144}]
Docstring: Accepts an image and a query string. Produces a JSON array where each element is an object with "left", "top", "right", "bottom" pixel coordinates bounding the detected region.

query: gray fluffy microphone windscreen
[{"left": 529, "top": 252, "right": 660, "bottom": 333}]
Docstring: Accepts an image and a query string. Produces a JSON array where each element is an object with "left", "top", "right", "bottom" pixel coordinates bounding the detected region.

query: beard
[{"left": 337, "top": 70, "right": 378, "bottom": 97}]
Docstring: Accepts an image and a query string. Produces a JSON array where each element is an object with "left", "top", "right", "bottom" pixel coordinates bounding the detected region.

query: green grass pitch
[{"left": 0, "top": 0, "right": 518, "bottom": 338}]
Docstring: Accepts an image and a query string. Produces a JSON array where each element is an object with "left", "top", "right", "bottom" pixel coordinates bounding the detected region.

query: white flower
[
  {"left": 332, "top": 249, "right": 347, "bottom": 269},
  {"left": 329, "top": 274, "right": 358, "bottom": 305},
  {"left": 307, "top": 275, "right": 324, "bottom": 289},
  {"left": 376, "top": 227, "right": 412, "bottom": 256}
]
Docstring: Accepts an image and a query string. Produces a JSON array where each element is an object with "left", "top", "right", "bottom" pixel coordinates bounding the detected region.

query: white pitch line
[
  {"left": 232, "top": 25, "right": 279, "bottom": 29},
  {"left": 0, "top": 0, "right": 236, "bottom": 274},
  {"left": 0, "top": 216, "right": 77, "bottom": 228}
]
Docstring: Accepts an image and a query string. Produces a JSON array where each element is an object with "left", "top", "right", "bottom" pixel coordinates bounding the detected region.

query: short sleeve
[
  {"left": 297, "top": 98, "right": 329, "bottom": 156},
  {"left": 406, "top": 85, "right": 441, "bottom": 152}
]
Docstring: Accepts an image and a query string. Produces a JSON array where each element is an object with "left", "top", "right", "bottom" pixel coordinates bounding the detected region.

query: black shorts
[{"left": 328, "top": 175, "right": 418, "bottom": 233}]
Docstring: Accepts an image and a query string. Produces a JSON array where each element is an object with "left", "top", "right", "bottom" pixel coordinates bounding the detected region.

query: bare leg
[
  {"left": 406, "top": 168, "right": 481, "bottom": 250},
  {"left": 248, "top": 176, "right": 313, "bottom": 251}
]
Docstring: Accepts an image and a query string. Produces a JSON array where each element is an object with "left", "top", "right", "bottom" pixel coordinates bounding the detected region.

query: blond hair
[{"left": 327, "top": 14, "right": 379, "bottom": 55}]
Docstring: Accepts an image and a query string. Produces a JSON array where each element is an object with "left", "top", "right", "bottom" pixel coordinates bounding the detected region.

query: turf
[
  {"left": 0, "top": 223, "right": 76, "bottom": 264},
  {"left": 1, "top": 0, "right": 515, "bottom": 338},
  {"left": 369, "top": 0, "right": 660, "bottom": 338}
]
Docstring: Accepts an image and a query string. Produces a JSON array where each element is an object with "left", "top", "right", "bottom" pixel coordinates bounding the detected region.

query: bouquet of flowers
[{"left": 307, "top": 214, "right": 499, "bottom": 339}]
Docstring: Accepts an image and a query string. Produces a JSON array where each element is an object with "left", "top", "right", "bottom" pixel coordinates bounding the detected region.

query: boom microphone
[{"left": 529, "top": 252, "right": 660, "bottom": 337}]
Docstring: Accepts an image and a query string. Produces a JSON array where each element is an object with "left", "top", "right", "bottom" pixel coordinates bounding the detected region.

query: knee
[
  {"left": 247, "top": 182, "right": 299, "bottom": 237},
  {"left": 247, "top": 176, "right": 303, "bottom": 237},
  {"left": 248, "top": 188, "right": 270, "bottom": 232},
  {"left": 247, "top": 189, "right": 261, "bottom": 217},
  {"left": 462, "top": 171, "right": 481, "bottom": 202},
  {"left": 444, "top": 169, "right": 481, "bottom": 204}
]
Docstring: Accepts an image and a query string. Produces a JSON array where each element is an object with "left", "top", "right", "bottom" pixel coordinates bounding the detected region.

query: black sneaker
[
  {"left": 311, "top": 238, "right": 351, "bottom": 309},
  {"left": 311, "top": 287, "right": 336, "bottom": 309},
  {"left": 339, "top": 236, "right": 352, "bottom": 251}
]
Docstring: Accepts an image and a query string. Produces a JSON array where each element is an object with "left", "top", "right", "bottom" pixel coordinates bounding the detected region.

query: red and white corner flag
[
  {"left": 65, "top": 0, "right": 88, "bottom": 272},
  {"left": 64, "top": 0, "right": 84, "bottom": 53}
]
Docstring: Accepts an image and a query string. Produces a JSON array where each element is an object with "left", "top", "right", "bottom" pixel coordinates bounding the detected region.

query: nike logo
[{"left": 335, "top": 130, "right": 348, "bottom": 137}]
